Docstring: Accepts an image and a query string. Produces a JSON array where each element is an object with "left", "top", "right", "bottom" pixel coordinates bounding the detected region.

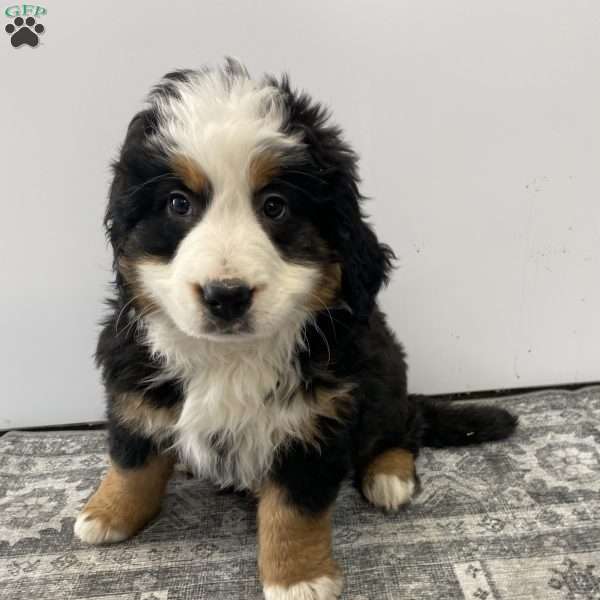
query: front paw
[
  {"left": 74, "top": 508, "right": 130, "bottom": 545},
  {"left": 74, "top": 457, "right": 173, "bottom": 545},
  {"left": 263, "top": 575, "right": 343, "bottom": 600}
]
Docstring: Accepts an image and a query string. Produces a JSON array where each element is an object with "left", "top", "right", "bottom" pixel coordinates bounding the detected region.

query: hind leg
[{"left": 361, "top": 448, "right": 417, "bottom": 511}]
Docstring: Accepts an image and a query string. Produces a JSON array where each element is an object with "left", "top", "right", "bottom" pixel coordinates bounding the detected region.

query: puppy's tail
[{"left": 417, "top": 397, "right": 518, "bottom": 448}]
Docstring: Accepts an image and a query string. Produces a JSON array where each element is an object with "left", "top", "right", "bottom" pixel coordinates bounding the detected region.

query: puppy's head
[{"left": 107, "top": 59, "right": 393, "bottom": 341}]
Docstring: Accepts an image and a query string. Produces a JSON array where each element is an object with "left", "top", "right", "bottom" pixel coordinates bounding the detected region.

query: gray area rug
[{"left": 1, "top": 387, "right": 599, "bottom": 599}]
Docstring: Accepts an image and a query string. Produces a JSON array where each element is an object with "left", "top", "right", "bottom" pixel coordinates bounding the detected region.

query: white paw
[
  {"left": 74, "top": 510, "right": 129, "bottom": 545},
  {"left": 363, "top": 474, "right": 415, "bottom": 511},
  {"left": 264, "top": 575, "right": 343, "bottom": 600}
]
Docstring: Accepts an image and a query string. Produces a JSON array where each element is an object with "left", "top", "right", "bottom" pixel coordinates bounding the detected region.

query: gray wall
[{"left": 1, "top": 0, "right": 599, "bottom": 427}]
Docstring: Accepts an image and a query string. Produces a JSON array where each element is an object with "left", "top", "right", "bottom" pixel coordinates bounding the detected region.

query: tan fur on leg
[
  {"left": 75, "top": 452, "right": 174, "bottom": 545},
  {"left": 362, "top": 448, "right": 416, "bottom": 511},
  {"left": 258, "top": 482, "right": 342, "bottom": 599}
]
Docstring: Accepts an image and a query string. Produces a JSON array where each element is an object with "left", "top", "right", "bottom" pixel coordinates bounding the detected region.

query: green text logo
[{"left": 5, "top": 4, "right": 46, "bottom": 18}]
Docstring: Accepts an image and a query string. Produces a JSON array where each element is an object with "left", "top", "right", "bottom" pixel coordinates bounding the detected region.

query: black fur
[
  {"left": 419, "top": 399, "right": 518, "bottom": 447},
  {"left": 96, "top": 301, "right": 183, "bottom": 409},
  {"left": 96, "top": 63, "right": 517, "bottom": 522},
  {"left": 106, "top": 118, "right": 210, "bottom": 266},
  {"left": 275, "top": 75, "right": 395, "bottom": 319},
  {"left": 272, "top": 415, "right": 353, "bottom": 514},
  {"left": 107, "top": 421, "right": 158, "bottom": 469}
]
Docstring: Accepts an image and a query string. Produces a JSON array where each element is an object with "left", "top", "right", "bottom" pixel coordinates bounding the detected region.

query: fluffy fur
[
  {"left": 80, "top": 59, "right": 518, "bottom": 599},
  {"left": 143, "top": 309, "right": 316, "bottom": 490}
]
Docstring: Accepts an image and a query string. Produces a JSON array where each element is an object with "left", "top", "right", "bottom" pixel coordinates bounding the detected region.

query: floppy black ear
[
  {"left": 333, "top": 187, "right": 395, "bottom": 320},
  {"left": 271, "top": 76, "right": 395, "bottom": 319},
  {"left": 105, "top": 109, "right": 162, "bottom": 258}
]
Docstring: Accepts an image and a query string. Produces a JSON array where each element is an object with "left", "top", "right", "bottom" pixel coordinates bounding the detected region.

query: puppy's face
[
  {"left": 108, "top": 62, "right": 391, "bottom": 342},
  {"left": 110, "top": 67, "right": 340, "bottom": 341}
]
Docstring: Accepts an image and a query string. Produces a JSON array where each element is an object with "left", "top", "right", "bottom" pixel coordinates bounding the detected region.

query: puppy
[{"left": 75, "top": 59, "right": 517, "bottom": 600}]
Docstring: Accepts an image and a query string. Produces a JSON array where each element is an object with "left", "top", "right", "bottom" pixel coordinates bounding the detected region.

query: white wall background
[{"left": 1, "top": 1, "right": 599, "bottom": 428}]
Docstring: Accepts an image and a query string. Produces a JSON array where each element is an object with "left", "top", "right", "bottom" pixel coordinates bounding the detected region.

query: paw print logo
[{"left": 5, "top": 16, "right": 45, "bottom": 48}]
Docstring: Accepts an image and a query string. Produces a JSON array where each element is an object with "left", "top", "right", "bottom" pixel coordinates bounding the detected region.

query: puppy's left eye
[
  {"left": 168, "top": 191, "right": 192, "bottom": 216},
  {"left": 262, "top": 194, "right": 287, "bottom": 221}
]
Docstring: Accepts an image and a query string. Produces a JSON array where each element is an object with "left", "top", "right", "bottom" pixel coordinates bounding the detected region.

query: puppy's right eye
[{"left": 168, "top": 192, "right": 192, "bottom": 216}]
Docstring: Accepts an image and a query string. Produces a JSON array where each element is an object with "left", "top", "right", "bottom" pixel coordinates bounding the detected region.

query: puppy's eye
[
  {"left": 168, "top": 192, "right": 192, "bottom": 216},
  {"left": 262, "top": 194, "right": 287, "bottom": 221}
]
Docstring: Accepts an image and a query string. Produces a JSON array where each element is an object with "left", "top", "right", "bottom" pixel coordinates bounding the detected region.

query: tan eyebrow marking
[
  {"left": 248, "top": 150, "right": 281, "bottom": 190},
  {"left": 171, "top": 154, "right": 208, "bottom": 193}
]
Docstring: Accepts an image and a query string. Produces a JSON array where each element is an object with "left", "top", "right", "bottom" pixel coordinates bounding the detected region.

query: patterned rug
[{"left": 1, "top": 388, "right": 599, "bottom": 600}]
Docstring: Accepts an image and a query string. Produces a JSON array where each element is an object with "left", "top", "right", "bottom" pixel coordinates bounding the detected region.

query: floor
[{"left": 1, "top": 387, "right": 599, "bottom": 599}]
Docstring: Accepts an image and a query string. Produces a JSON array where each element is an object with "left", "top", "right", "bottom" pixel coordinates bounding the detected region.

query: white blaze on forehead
[{"left": 152, "top": 69, "right": 301, "bottom": 193}]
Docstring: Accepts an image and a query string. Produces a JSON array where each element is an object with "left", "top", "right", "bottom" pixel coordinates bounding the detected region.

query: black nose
[{"left": 200, "top": 279, "right": 253, "bottom": 322}]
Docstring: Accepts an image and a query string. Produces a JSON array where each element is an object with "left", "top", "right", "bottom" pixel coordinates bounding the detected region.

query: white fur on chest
[{"left": 142, "top": 313, "right": 313, "bottom": 491}]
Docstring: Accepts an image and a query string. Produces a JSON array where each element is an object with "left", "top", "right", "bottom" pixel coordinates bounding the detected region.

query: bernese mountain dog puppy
[{"left": 75, "top": 59, "right": 517, "bottom": 600}]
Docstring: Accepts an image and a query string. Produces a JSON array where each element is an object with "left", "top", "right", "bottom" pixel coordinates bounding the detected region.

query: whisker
[
  {"left": 280, "top": 169, "right": 328, "bottom": 185},
  {"left": 309, "top": 317, "right": 331, "bottom": 365},
  {"left": 306, "top": 293, "right": 353, "bottom": 333},
  {"left": 306, "top": 292, "right": 336, "bottom": 333},
  {"left": 270, "top": 177, "right": 321, "bottom": 202},
  {"left": 117, "top": 172, "right": 178, "bottom": 200},
  {"left": 117, "top": 303, "right": 157, "bottom": 338},
  {"left": 114, "top": 294, "right": 145, "bottom": 335}
]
